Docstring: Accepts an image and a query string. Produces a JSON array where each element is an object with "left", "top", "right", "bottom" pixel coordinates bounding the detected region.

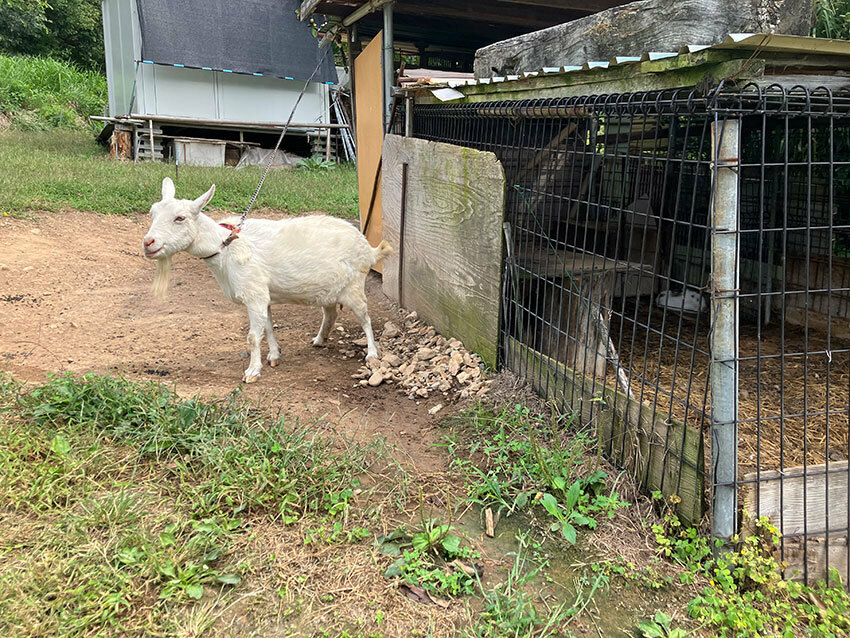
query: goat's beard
[{"left": 152, "top": 254, "right": 172, "bottom": 299}]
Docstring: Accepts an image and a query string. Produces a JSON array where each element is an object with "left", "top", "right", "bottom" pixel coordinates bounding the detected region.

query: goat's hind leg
[
  {"left": 265, "top": 305, "right": 280, "bottom": 367},
  {"left": 312, "top": 304, "right": 338, "bottom": 346},
  {"left": 243, "top": 304, "right": 267, "bottom": 383},
  {"left": 342, "top": 289, "right": 378, "bottom": 361}
]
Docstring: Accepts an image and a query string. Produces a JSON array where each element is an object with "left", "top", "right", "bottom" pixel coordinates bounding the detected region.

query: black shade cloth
[{"left": 136, "top": 0, "right": 337, "bottom": 83}]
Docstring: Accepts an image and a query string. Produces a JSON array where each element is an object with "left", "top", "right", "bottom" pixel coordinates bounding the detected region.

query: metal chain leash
[{"left": 237, "top": 46, "right": 333, "bottom": 229}]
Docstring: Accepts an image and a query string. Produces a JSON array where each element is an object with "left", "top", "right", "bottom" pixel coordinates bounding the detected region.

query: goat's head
[
  {"left": 144, "top": 178, "right": 214, "bottom": 299},
  {"left": 143, "top": 177, "right": 215, "bottom": 260}
]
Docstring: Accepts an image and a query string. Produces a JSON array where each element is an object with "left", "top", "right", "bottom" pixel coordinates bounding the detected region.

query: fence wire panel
[{"left": 413, "top": 84, "right": 850, "bottom": 586}]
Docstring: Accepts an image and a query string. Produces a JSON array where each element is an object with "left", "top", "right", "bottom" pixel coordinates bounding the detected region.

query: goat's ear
[
  {"left": 192, "top": 184, "right": 215, "bottom": 213},
  {"left": 161, "top": 177, "right": 176, "bottom": 201}
]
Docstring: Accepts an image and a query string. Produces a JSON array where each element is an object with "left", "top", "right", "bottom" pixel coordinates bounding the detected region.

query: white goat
[{"left": 143, "top": 177, "right": 392, "bottom": 383}]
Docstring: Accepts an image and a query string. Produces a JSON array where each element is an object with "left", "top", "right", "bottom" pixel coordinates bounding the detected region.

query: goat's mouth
[{"left": 144, "top": 246, "right": 164, "bottom": 259}]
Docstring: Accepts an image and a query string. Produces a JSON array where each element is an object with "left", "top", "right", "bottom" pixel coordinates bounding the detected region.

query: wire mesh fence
[{"left": 412, "top": 84, "right": 850, "bottom": 585}]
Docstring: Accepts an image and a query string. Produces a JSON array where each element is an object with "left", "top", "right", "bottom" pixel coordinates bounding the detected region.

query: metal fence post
[{"left": 710, "top": 116, "right": 740, "bottom": 548}]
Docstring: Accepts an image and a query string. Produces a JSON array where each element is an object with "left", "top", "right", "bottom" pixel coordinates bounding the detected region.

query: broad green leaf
[
  {"left": 412, "top": 533, "right": 430, "bottom": 551},
  {"left": 653, "top": 611, "right": 672, "bottom": 627},
  {"left": 441, "top": 535, "right": 462, "bottom": 555},
  {"left": 514, "top": 492, "right": 529, "bottom": 509},
  {"left": 217, "top": 573, "right": 241, "bottom": 585},
  {"left": 384, "top": 557, "right": 405, "bottom": 578},
  {"left": 552, "top": 476, "right": 566, "bottom": 492},
  {"left": 159, "top": 561, "right": 176, "bottom": 578},
  {"left": 635, "top": 620, "right": 664, "bottom": 638},
  {"left": 50, "top": 435, "right": 71, "bottom": 457},
  {"left": 185, "top": 584, "right": 204, "bottom": 600},
  {"left": 562, "top": 522, "right": 577, "bottom": 544},
  {"left": 540, "top": 493, "right": 560, "bottom": 518},
  {"left": 566, "top": 481, "right": 581, "bottom": 510}
]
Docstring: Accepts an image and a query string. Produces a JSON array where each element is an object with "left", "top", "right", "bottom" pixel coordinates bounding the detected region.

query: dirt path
[{"left": 0, "top": 209, "right": 447, "bottom": 472}]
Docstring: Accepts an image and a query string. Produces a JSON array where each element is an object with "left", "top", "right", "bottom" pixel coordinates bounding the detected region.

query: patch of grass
[
  {"left": 0, "top": 129, "right": 359, "bottom": 218},
  {"left": 0, "top": 55, "right": 107, "bottom": 132},
  {"left": 443, "top": 404, "right": 628, "bottom": 543},
  {"left": 462, "top": 531, "right": 607, "bottom": 638},
  {"left": 0, "top": 373, "right": 381, "bottom": 635}
]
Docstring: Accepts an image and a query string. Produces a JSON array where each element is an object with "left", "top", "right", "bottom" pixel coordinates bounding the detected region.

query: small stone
[
  {"left": 22, "top": 266, "right": 33, "bottom": 272},
  {"left": 382, "top": 321, "right": 400, "bottom": 339},
  {"left": 353, "top": 336, "right": 368, "bottom": 347},
  {"left": 457, "top": 371, "right": 470, "bottom": 383},
  {"left": 336, "top": 326, "right": 345, "bottom": 332},
  {"left": 463, "top": 353, "right": 473, "bottom": 367},
  {"left": 438, "top": 382, "right": 451, "bottom": 392},
  {"left": 417, "top": 348, "right": 437, "bottom": 361},
  {"left": 368, "top": 371, "right": 384, "bottom": 387},
  {"left": 416, "top": 388, "right": 429, "bottom": 398},
  {"left": 0, "top": 264, "right": 7, "bottom": 270},
  {"left": 405, "top": 311, "right": 418, "bottom": 321},
  {"left": 428, "top": 403, "right": 444, "bottom": 415},
  {"left": 367, "top": 358, "right": 382, "bottom": 370},
  {"left": 448, "top": 352, "right": 463, "bottom": 376},
  {"left": 30, "top": 228, "right": 40, "bottom": 234},
  {"left": 359, "top": 379, "right": 369, "bottom": 386},
  {"left": 382, "top": 353, "right": 401, "bottom": 367}
]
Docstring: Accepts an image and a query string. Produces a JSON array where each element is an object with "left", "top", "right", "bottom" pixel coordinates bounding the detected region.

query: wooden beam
[
  {"left": 474, "top": 0, "right": 813, "bottom": 76},
  {"left": 299, "top": 0, "right": 323, "bottom": 21}
]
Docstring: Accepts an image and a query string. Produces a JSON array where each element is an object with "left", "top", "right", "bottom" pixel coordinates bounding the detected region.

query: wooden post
[{"left": 148, "top": 119, "right": 155, "bottom": 161}]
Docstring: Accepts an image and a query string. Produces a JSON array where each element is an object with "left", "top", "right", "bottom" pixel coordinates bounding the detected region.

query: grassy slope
[
  {"left": 0, "top": 130, "right": 359, "bottom": 218},
  {"left": 0, "top": 55, "right": 107, "bottom": 132}
]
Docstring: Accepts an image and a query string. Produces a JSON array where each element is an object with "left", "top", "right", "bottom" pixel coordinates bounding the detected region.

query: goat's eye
[{"left": 174, "top": 216, "right": 185, "bottom": 223}]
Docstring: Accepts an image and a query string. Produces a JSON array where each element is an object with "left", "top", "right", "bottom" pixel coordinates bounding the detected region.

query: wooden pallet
[{"left": 134, "top": 126, "right": 164, "bottom": 161}]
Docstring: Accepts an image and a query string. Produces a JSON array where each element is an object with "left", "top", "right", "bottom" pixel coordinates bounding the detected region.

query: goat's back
[{"left": 218, "top": 214, "right": 378, "bottom": 306}]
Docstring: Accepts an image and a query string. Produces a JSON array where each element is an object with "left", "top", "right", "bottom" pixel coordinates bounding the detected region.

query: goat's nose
[{"left": 144, "top": 237, "right": 155, "bottom": 248}]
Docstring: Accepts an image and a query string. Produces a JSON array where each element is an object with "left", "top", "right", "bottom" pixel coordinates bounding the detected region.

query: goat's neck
[{"left": 186, "top": 213, "right": 231, "bottom": 261}]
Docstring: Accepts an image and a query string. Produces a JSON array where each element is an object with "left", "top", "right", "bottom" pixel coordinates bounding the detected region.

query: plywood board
[
  {"left": 381, "top": 134, "right": 506, "bottom": 368},
  {"left": 505, "top": 336, "right": 705, "bottom": 525},
  {"left": 743, "top": 462, "right": 849, "bottom": 583},
  {"left": 355, "top": 31, "right": 384, "bottom": 271}
]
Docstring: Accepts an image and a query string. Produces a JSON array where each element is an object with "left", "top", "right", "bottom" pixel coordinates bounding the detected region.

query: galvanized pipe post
[
  {"left": 710, "top": 116, "right": 740, "bottom": 549},
  {"left": 382, "top": 3, "right": 394, "bottom": 129}
]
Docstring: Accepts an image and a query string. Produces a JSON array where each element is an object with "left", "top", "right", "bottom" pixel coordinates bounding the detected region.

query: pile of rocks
[{"left": 348, "top": 312, "right": 493, "bottom": 405}]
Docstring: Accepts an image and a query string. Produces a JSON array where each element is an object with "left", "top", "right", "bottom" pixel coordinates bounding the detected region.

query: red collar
[{"left": 219, "top": 223, "right": 240, "bottom": 233}]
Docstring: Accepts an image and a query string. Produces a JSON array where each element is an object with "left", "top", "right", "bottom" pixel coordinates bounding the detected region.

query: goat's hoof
[
  {"left": 311, "top": 337, "right": 324, "bottom": 347},
  {"left": 366, "top": 351, "right": 380, "bottom": 362},
  {"left": 268, "top": 359, "right": 279, "bottom": 368},
  {"left": 243, "top": 375, "right": 260, "bottom": 384}
]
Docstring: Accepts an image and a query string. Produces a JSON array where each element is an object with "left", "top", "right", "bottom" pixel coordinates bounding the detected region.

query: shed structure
[
  {"left": 100, "top": 0, "right": 338, "bottom": 163},
  {"left": 395, "top": 33, "right": 850, "bottom": 587}
]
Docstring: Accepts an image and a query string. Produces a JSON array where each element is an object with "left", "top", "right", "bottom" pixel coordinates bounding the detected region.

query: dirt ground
[{"left": 0, "top": 208, "right": 449, "bottom": 473}]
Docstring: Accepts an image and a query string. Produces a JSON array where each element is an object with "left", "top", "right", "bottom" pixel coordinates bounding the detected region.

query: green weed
[
  {"left": 0, "top": 129, "right": 359, "bottom": 218},
  {"left": 444, "top": 404, "right": 628, "bottom": 543},
  {"left": 650, "top": 495, "right": 850, "bottom": 638}
]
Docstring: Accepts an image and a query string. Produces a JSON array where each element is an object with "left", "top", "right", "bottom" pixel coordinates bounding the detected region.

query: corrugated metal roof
[{"left": 418, "top": 34, "right": 850, "bottom": 97}]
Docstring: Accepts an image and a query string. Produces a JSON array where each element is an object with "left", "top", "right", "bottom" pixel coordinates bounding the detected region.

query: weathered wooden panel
[
  {"left": 505, "top": 335, "right": 705, "bottom": 525},
  {"left": 355, "top": 31, "right": 385, "bottom": 271},
  {"left": 743, "top": 462, "right": 849, "bottom": 583},
  {"left": 474, "top": 0, "right": 812, "bottom": 77},
  {"left": 743, "top": 462, "right": 849, "bottom": 538},
  {"left": 381, "top": 134, "right": 505, "bottom": 367}
]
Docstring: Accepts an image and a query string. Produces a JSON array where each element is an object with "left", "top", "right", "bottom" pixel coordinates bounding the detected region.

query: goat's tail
[
  {"left": 152, "top": 255, "right": 172, "bottom": 299},
  {"left": 372, "top": 240, "right": 394, "bottom": 264}
]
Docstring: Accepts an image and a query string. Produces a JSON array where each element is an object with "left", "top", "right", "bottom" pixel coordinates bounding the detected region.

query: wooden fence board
[{"left": 381, "top": 134, "right": 505, "bottom": 368}]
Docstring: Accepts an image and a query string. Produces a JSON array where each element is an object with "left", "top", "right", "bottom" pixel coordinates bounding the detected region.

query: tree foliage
[
  {"left": 0, "top": 0, "right": 104, "bottom": 71},
  {"left": 813, "top": 0, "right": 850, "bottom": 40}
]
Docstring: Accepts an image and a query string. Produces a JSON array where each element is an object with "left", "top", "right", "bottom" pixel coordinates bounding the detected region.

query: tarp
[{"left": 135, "top": 0, "right": 338, "bottom": 84}]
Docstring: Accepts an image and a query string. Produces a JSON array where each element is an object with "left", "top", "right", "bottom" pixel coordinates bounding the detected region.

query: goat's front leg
[
  {"left": 265, "top": 305, "right": 280, "bottom": 367},
  {"left": 243, "top": 304, "right": 267, "bottom": 383}
]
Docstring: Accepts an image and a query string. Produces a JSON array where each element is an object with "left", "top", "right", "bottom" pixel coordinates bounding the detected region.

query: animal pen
[{"left": 390, "top": 35, "right": 850, "bottom": 586}]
